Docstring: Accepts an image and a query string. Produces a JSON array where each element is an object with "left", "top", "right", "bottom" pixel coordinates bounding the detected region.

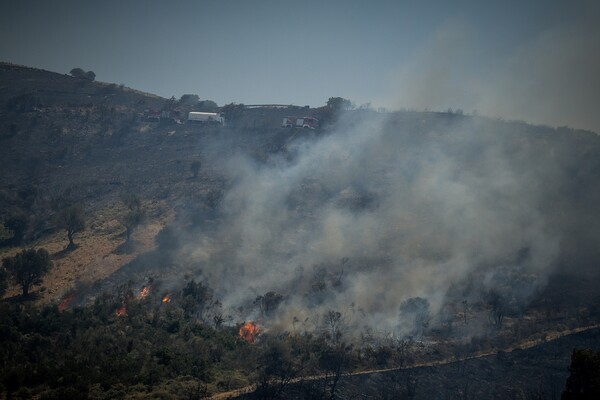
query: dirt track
[{"left": 209, "top": 324, "right": 600, "bottom": 399}]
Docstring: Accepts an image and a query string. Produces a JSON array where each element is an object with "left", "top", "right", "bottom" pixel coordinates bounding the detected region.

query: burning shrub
[
  {"left": 239, "top": 321, "right": 260, "bottom": 343},
  {"left": 115, "top": 304, "right": 127, "bottom": 317},
  {"left": 58, "top": 291, "right": 78, "bottom": 312}
]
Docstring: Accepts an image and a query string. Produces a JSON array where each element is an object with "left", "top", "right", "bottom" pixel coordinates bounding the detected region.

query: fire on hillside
[
  {"left": 239, "top": 321, "right": 260, "bottom": 343},
  {"left": 115, "top": 304, "right": 127, "bottom": 317},
  {"left": 138, "top": 286, "right": 151, "bottom": 299},
  {"left": 58, "top": 291, "right": 78, "bottom": 312}
]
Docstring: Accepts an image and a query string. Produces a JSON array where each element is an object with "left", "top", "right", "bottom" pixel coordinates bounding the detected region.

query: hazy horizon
[{"left": 1, "top": 0, "right": 599, "bottom": 133}]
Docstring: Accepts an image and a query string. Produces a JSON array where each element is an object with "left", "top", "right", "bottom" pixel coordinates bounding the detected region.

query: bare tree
[
  {"left": 485, "top": 290, "right": 506, "bottom": 329},
  {"left": 120, "top": 194, "right": 144, "bottom": 241},
  {"left": 323, "top": 310, "right": 344, "bottom": 343}
]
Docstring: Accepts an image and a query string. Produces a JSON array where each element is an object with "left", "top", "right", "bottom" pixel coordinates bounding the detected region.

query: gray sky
[{"left": 1, "top": 0, "right": 599, "bottom": 132}]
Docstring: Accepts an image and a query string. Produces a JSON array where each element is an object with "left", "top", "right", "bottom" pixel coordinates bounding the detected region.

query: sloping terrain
[
  {"left": 226, "top": 326, "right": 600, "bottom": 399},
  {"left": 0, "top": 63, "right": 320, "bottom": 304},
  {"left": 0, "top": 61, "right": 163, "bottom": 108},
  {"left": 286, "top": 326, "right": 600, "bottom": 400},
  {"left": 2, "top": 63, "right": 600, "bottom": 318},
  {"left": 1, "top": 62, "right": 600, "bottom": 399}
]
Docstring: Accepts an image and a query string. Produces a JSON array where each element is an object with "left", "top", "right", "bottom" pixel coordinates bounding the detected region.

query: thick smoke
[
  {"left": 478, "top": 17, "right": 600, "bottom": 134},
  {"left": 173, "top": 112, "right": 576, "bottom": 336},
  {"left": 387, "top": 5, "right": 600, "bottom": 134}
]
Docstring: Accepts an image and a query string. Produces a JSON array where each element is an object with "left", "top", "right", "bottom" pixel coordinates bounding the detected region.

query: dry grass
[{"left": 1, "top": 201, "right": 174, "bottom": 304}]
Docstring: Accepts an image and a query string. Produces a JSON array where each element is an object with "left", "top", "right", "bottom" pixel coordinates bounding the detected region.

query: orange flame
[
  {"left": 162, "top": 293, "right": 172, "bottom": 303},
  {"left": 239, "top": 321, "right": 260, "bottom": 343},
  {"left": 58, "top": 292, "right": 77, "bottom": 312},
  {"left": 116, "top": 304, "right": 127, "bottom": 317},
  {"left": 138, "top": 286, "right": 150, "bottom": 299}
]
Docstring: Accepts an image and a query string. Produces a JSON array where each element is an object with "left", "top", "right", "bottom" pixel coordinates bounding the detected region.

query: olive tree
[
  {"left": 84, "top": 70, "right": 96, "bottom": 81},
  {"left": 326, "top": 97, "right": 353, "bottom": 111},
  {"left": 2, "top": 248, "right": 53, "bottom": 297},
  {"left": 69, "top": 68, "right": 85, "bottom": 78},
  {"left": 56, "top": 205, "right": 85, "bottom": 248},
  {"left": 120, "top": 194, "right": 144, "bottom": 241},
  {"left": 70, "top": 67, "right": 96, "bottom": 81}
]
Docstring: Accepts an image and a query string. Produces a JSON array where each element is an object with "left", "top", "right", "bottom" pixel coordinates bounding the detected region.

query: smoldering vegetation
[{"left": 103, "top": 111, "right": 600, "bottom": 339}]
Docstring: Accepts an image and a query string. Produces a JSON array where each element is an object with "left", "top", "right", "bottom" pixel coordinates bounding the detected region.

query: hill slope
[{"left": 2, "top": 62, "right": 600, "bottom": 399}]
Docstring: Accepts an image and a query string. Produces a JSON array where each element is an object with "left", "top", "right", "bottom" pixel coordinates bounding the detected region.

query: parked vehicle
[
  {"left": 142, "top": 108, "right": 161, "bottom": 122},
  {"left": 282, "top": 116, "right": 319, "bottom": 129},
  {"left": 188, "top": 112, "right": 224, "bottom": 125}
]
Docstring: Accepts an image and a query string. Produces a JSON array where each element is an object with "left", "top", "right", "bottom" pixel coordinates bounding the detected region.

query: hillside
[
  {"left": 0, "top": 63, "right": 339, "bottom": 303},
  {"left": 0, "top": 61, "right": 163, "bottom": 108},
  {"left": 1, "top": 63, "right": 600, "bottom": 399}
]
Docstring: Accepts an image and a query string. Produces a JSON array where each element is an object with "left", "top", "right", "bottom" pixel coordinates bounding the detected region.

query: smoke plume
[
  {"left": 168, "top": 110, "right": 596, "bottom": 337},
  {"left": 387, "top": 6, "right": 600, "bottom": 134}
]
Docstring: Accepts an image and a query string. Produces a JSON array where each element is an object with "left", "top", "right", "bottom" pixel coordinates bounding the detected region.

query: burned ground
[{"left": 266, "top": 327, "right": 600, "bottom": 400}]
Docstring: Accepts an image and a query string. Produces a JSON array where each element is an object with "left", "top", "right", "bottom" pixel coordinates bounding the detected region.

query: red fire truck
[{"left": 281, "top": 116, "right": 319, "bottom": 129}]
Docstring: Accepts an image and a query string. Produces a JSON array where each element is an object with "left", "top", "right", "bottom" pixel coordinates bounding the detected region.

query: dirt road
[{"left": 209, "top": 324, "right": 600, "bottom": 399}]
